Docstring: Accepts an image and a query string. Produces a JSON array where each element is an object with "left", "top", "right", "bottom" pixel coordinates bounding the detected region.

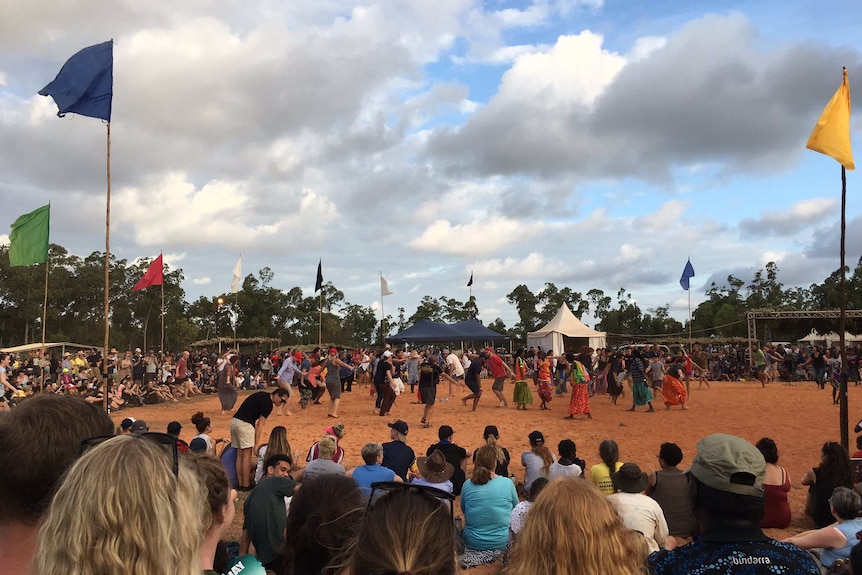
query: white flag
[
  {"left": 380, "top": 273, "right": 393, "bottom": 296},
  {"left": 231, "top": 256, "right": 242, "bottom": 293}
]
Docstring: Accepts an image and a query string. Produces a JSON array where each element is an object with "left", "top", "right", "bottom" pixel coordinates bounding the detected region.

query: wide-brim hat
[
  {"left": 611, "top": 462, "right": 649, "bottom": 493},
  {"left": 417, "top": 449, "right": 454, "bottom": 484}
]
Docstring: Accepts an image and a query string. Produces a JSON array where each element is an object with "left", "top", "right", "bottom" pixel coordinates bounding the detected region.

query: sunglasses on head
[
  {"left": 368, "top": 481, "right": 456, "bottom": 523},
  {"left": 78, "top": 432, "right": 180, "bottom": 478}
]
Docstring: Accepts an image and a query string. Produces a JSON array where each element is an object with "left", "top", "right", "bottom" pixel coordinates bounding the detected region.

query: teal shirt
[{"left": 460, "top": 476, "right": 519, "bottom": 551}]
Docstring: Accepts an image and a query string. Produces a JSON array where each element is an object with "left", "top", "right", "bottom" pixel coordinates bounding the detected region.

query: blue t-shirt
[
  {"left": 460, "top": 476, "right": 519, "bottom": 551},
  {"left": 821, "top": 518, "right": 862, "bottom": 567},
  {"left": 352, "top": 464, "right": 397, "bottom": 498}
]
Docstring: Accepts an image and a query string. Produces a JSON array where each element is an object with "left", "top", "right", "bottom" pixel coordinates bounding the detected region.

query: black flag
[
  {"left": 467, "top": 272, "right": 473, "bottom": 287},
  {"left": 315, "top": 260, "right": 323, "bottom": 292}
]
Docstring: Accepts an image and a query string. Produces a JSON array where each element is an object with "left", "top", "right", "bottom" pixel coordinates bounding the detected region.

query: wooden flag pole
[
  {"left": 103, "top": 122, "right": 112, "bottom": 414},
  {"left": 318, "top": 291, "right": 323, "bottom": 348},
  {"left": 40, "top": 255, "right": 49, "bottom": 393},
  {"left": 839, "top": 165, "right": 849, "bottom": 449}
]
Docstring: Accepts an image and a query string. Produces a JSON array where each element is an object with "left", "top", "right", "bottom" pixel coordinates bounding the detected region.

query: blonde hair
[
  {"left": 318, "top": 435, "right": 337, "bottom": 460},
  {"left": 486, "top": 434, "right": 507, "bottom": 465},
  {"left": 33, "top": 435, "right": 207, "bottom": 575},
  {"left": 532, "top": 443, "right": 554, "bottom": 476},
  {"left": 504, "top": 478, "right": 646, "bottom": 575}
]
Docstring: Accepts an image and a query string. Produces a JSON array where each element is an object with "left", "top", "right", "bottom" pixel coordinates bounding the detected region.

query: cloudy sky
[{"left": 2, "top": 0, "right": 862, "bottom": 330}]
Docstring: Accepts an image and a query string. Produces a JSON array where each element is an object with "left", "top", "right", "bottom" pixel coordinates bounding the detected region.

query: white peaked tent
[{"left": 527, "top": 303, "right": 607, "bottom": 353}]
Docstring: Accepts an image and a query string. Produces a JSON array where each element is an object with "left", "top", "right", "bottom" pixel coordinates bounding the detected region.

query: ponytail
[
  {"left": 486, "top": 435, "right": 506, "bottom": 465},
  {"left": 532, "top": 444, "right": 554, "bottom": 475}
]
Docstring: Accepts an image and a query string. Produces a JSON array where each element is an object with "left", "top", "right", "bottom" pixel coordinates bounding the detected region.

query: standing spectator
[{"left": 230, "top": 389, "right": 290, "bottom": 490}]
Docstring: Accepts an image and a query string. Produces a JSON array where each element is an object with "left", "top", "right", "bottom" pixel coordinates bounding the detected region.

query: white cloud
[
  {"left": 112, "top": 173, "right": 338, "bottom": 251},
  {"left": 410, "top": 217, "right": 541, "bottom": 255},
  {"left": 191, "top": 277, "right": 212, "bottom": 286}
]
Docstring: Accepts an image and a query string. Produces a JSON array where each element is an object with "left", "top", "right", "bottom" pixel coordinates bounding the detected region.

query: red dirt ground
[{"left": 110, "top": 378, "right": 862, "bottom": 573}]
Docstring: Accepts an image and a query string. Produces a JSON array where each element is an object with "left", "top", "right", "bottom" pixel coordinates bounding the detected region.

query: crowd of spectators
[{"left": 8, "top": 391, "right": 862, "bottom": 575}]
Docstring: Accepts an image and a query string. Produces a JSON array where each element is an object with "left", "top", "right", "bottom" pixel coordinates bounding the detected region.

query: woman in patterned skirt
[
  {"left": 565, "top": 352, "right": 592, "bottom": 420},
  {"left": 512, "top": 349, "right": 534, "bottom": 410}
]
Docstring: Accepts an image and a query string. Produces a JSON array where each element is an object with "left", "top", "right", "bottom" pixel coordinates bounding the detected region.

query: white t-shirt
[
  {"left": 193, "top": 433, "right": 214, "bottom": 455},
  {"left": 254, "top": 445, "right": 269, "bottom": 483},
  {"left": 446, "top": 353, "right": 465, "bottom": 377},
  {"left": 549, "top": 460, "right": 583, "bottom": 480},
  {"left": 607, "top": 492, "right": 669, "bottom": 553},
  {"left": 521, "top": 451, "right": 556, "bottom": 490}
]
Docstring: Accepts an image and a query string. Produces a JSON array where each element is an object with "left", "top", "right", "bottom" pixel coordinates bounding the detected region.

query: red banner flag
[{"left": 132, "top": 254, "right": 164, "bottom": 291}]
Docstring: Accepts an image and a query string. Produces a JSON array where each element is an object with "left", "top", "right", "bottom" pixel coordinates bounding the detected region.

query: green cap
[{"left": 689, "top": 434, "right": 765, "bottom": 497}]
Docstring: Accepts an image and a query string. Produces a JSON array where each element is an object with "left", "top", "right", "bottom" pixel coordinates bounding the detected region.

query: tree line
[{"left": 0, "top": 244, "right": 859, "bottom": 350}]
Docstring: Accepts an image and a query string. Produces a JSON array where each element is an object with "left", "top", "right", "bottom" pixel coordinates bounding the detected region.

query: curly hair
[
  {"left": 33, "top": 435, "right": 206, "bottom": 575},
  {"left": 818, "top": 441, "right": 854, "bottom": 490},
  {"left": 504, "top": 478, "right": 645, "bottom": 575}
]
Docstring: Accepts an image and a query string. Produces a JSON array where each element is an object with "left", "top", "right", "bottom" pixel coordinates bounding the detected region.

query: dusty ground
[{"left": 111, "top": 378, "right": 861, "bottom": 573}]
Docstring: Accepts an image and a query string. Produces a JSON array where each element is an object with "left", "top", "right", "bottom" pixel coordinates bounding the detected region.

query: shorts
[
  {"left": 651, "top": 379, "right": 663, "bottom": 389},
  {"left": 466, "top": 379, "right": 481, "bottom": 394},
  {"left": 492, "top": 377, "right": 507, "bottom": 392},
  {"left": 419, "top": 385, "right": 436, "bottom": 405},
  {"left": 756, "top": 364, "right": 767, "bottom": 373},
  {"left": 230, "top": 418, "right": 255, "bottom": 449}
]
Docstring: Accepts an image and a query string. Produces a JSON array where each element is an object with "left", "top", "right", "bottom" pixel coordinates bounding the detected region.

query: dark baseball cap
[{"left": 388, "top": 420, "right": 409, "bottom": 435}]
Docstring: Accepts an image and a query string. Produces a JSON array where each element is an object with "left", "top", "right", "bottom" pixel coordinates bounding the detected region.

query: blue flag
[
  {"left": 39, "top": 40, "right": 113, "bottom": 122},
  {"left": 679, "top": 259, "right": 695, "bottom": 291}
]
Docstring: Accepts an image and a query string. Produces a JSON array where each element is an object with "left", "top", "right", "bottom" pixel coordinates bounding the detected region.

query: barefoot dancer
[
  {"left": 513, "top": 349, "right": 534, "bottom": 410},
  {"left": 627, "top": 348, "right": 655, "bottom": 413},
  {"left": 461, "top": 351, "right": 485, "bottom": 411},
  {"left": 564, "top": 352, "right": 592, "bottom": 420}
]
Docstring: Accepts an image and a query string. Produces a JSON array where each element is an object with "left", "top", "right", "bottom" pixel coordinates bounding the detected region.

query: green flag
[{"left": 9, "top": 205, "right": 50, "bottom": 267}]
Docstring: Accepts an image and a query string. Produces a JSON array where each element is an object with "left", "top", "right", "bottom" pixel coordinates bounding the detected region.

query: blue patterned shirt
[{"left": 648, "top": 524, "right": 819, "bottom": 575}]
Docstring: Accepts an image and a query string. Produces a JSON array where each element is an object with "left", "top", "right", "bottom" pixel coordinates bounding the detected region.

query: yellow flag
[{"left": 806, "top": 68, "right": 855, "bottom": 170}]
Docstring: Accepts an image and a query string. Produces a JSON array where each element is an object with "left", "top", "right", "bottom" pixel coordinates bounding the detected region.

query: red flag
[{"left": 132, "top": 255, "right": 163, "bottom": 291}]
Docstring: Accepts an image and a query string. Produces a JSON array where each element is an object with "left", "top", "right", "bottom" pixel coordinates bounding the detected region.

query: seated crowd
[{"left": 6, "top": 393, "right": 862, "bottom": 575}]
